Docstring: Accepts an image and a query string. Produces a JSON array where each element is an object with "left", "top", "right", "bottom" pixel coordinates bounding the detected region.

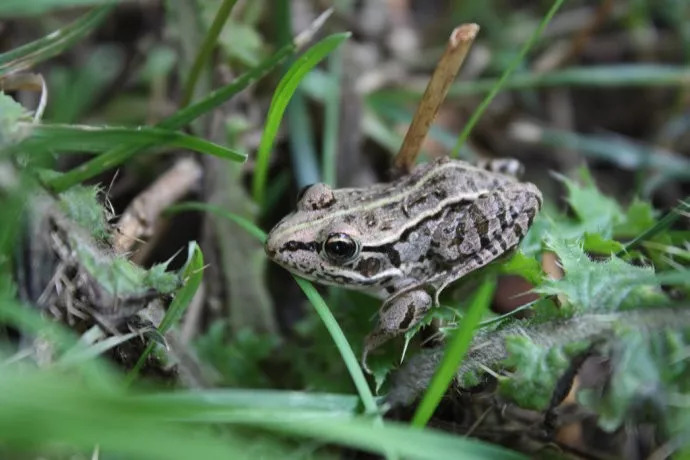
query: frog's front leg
[{"left": 362, "top": 289, "right": 432, "bottom": 372}]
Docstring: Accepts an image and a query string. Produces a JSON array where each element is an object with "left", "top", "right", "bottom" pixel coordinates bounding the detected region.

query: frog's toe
[{"left": 361, "top": 329, "right": 397, "bottom": 374}]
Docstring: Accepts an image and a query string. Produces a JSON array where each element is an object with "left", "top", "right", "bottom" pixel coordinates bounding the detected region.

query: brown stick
[
  {"left": 393, "top": 23, "right": 480, "bottom": 173},
  {"left": 113, "top": 157, "right": 203, "bottom": 253}
]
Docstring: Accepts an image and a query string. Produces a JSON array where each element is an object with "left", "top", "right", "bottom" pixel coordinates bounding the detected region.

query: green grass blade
[
  {"left": 45, "top": 40, "right": 298, "bottom": 192},
  {"left": 620, "top": 197, "right": 690, "bottom": 254},
  {"left": 18, "top": 123, "right": 246, "bottom": 161},
  {"left": 412, "top": 278, "right": 496, "bottom": 427},
  {"left": 451, "top": 0, "right": 566, "bottom": 157},
  {"left": 239, "top": 415, "right": 524, "bottom": 460},
  {"left": 514, "top": 125, "right": 690, "bottom": 179},
  {"left": 181, "top": 0, "right": 238, "bottom": 107},
  {"left": 0, "top": 6, "right": 112, "bottom": 75},
  {"left": 59, "top": 330, "right": 140, "bottom": 366},
  {"left": 0, "top": 370, "right": 258, "bottom": 459},
  {"left": 167, "top": 202, "right": 267, "bottom": 242},
  {"left": 449, "top": 64, "right": 690, "bottom": 96},
  {"left": 251, "top": 32, "right": 350, "bottom": 206},
  {"left": 293, "top": 278, "right": 378, "bottom": 415},
  {"left": 145, "top": 389, "right": 362, "bottom": 413},
  {"left": 377, "top": 65, "right": 690, "bottom": 102},
  {"left": 287, "top": 89, "right": 321, "bottom": 188},
  {"left": 127, "top": 242, "right": 204, "bottom": 382},
  {"left": 0, "top": 0, "right": 116, "bottom": 17}
]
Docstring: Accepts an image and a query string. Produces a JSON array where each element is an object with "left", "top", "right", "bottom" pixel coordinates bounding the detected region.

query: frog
[{"left": 264, "top": 157, "right": 542, "bottom": 370}]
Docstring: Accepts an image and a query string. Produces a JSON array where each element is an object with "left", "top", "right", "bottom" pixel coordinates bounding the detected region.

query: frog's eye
[
  {"left": 297, "top": 183, "right": 335, "bottom": 211},
  {"left": 322, "top": 233, "right": 360, "bottom": 263}
]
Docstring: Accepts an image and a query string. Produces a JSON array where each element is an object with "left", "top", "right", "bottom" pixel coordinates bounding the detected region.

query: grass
[{"left": 2, "top": 1, "right": 690, "bottom": 459}]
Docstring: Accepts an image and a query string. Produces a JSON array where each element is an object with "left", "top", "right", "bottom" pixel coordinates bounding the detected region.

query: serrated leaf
[
  {"left": 499, "top": 250, "right": 543, "bottom": 285},
  {"left": 615, "top": 198, "right": 657, "bottom": 238},
  {"left": 59, "top": 185, "right": 110, "bottom": 241},
  {"left": 554, "top": 169, "right": 625, "bottom": 239},
  {"left": 582, "top": 232, "right": 624, "bottom": 255},
  {"left": 578, "top": 327, "right": 690, "bottom": 432},
  {"left": 0, "top": 93, "right": 32, "bottom": 148},
  {"left": 499, "top": 335, "right": 589, "bottom": 410},
  {"left": 537, "top": 238, "right": 667, "bottom": 312}
]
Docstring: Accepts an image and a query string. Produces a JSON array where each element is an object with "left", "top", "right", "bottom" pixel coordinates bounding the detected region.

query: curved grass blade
[
  {"left": 293, "top": 278, "right": 378, "bottom": 415},
  {"left": 127, "top": 242, "right": 204, "bottom": 383},
  {"left": 0, "top": 7, "right": 112, "bottom": 75},
  {"left": 17, "top": 123, "right": 246, "bottom": 162},
  {"left": 412, "top": 279, "right": 496, "bottom": 427},
  {"left": 451, "top": 0, "right": 566, "bottom": 156},
  {"left": 251, "top": 32, "right": 350, "bottom": 206}
]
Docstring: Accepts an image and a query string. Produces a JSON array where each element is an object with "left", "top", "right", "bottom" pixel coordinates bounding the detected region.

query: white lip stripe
[{"left": 271, "top": 161, "right": 499, "bottom": 241}]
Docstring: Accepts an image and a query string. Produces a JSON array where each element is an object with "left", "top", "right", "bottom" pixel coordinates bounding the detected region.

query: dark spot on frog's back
[
  {"left": 365, "top": 213, "right": 377, "bottom": 228},
  {"left": 399, "top": 303, "right": 417, "bottom": 330}
]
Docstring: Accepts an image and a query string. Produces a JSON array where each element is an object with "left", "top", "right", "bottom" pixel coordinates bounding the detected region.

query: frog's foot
[{"left": 361, "top": 289, "right": 432, "bottom": 373}]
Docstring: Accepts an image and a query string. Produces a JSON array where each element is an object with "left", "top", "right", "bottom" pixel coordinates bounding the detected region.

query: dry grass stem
[
  {"left": 394, "top": 23, "right": 479, "bottom": 173},
  {"left": 113, "top": 157, "right": 203, "bottom": 253}
]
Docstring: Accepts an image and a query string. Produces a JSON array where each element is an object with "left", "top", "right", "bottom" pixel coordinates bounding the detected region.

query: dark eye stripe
[{"left": 280, "top": 241, "right": 319, "bottom": 253}]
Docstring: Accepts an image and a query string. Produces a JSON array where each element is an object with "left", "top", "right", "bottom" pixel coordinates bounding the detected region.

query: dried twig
[
  {"left": 113, "top": 157, "right": 203, "bottom": 253},
  {"left": 393, "top": 23, "right": 479, "bottom": 173}
]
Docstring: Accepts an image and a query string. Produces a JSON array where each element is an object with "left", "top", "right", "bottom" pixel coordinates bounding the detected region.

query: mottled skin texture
[{"left": 265, "top": 157, "right": 542, "bottom": 370}]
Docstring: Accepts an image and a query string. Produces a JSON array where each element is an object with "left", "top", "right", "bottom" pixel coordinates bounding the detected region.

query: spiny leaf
[
  {"left": 499, "top": 335, "right": 589, "bottom": 410},
  {"left": 537, "top": 237, "right": 667, "bottom": 312},
  {"left": 58, "top": 185, "right": 109, "bottom": 241},
  {"left": 0, "top": 93, "right": 32, "bottom": 148},
  {"left": 578, "top": 327, "right": 690, "bottom": 432}
]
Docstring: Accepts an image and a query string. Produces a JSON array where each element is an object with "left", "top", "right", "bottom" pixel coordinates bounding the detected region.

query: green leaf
[
  {"left": 615, "top": 198, "right": 658, "bottom": 239},
  {"left": 158, "top": 242, "right": 204, "bottom": 333},
  {"left": 0, "top": 93, "right": 32, "bottom": 148},
  {"left": 251, "top": 32, "right": 350, "bottom": 205},
  {"left": 582, "top": 233, "right": 625, "bottom": 255},
  {"left": 58, "top": 185, "right": 109, "bottom": 241},
  {"left": 15, "top": 123, "right": 246, "bottom": 162},
  {"left": 499, "top": 250, "right": 543, "bottom": 286},
  {"left": 537, "top": 238, "right": 667, "bottom": 312},
  {"left": 578, "top": 327, "right": 690, "bottom": 432},
  {"left": 499, "top": 335, "right": 589, "bottom": 410},
  {"left": 556, "top": 170, "right": 625, "bottom": 239}
]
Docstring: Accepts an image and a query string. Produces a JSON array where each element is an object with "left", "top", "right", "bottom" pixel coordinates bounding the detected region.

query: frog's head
[{"left": 265, "top": 183, "right": 401, "bottom": 290}]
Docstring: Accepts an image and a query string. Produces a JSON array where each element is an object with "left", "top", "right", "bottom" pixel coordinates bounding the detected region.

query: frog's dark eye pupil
[{"left": 323, "top": 233, "right": 359, "bottom": 262}]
